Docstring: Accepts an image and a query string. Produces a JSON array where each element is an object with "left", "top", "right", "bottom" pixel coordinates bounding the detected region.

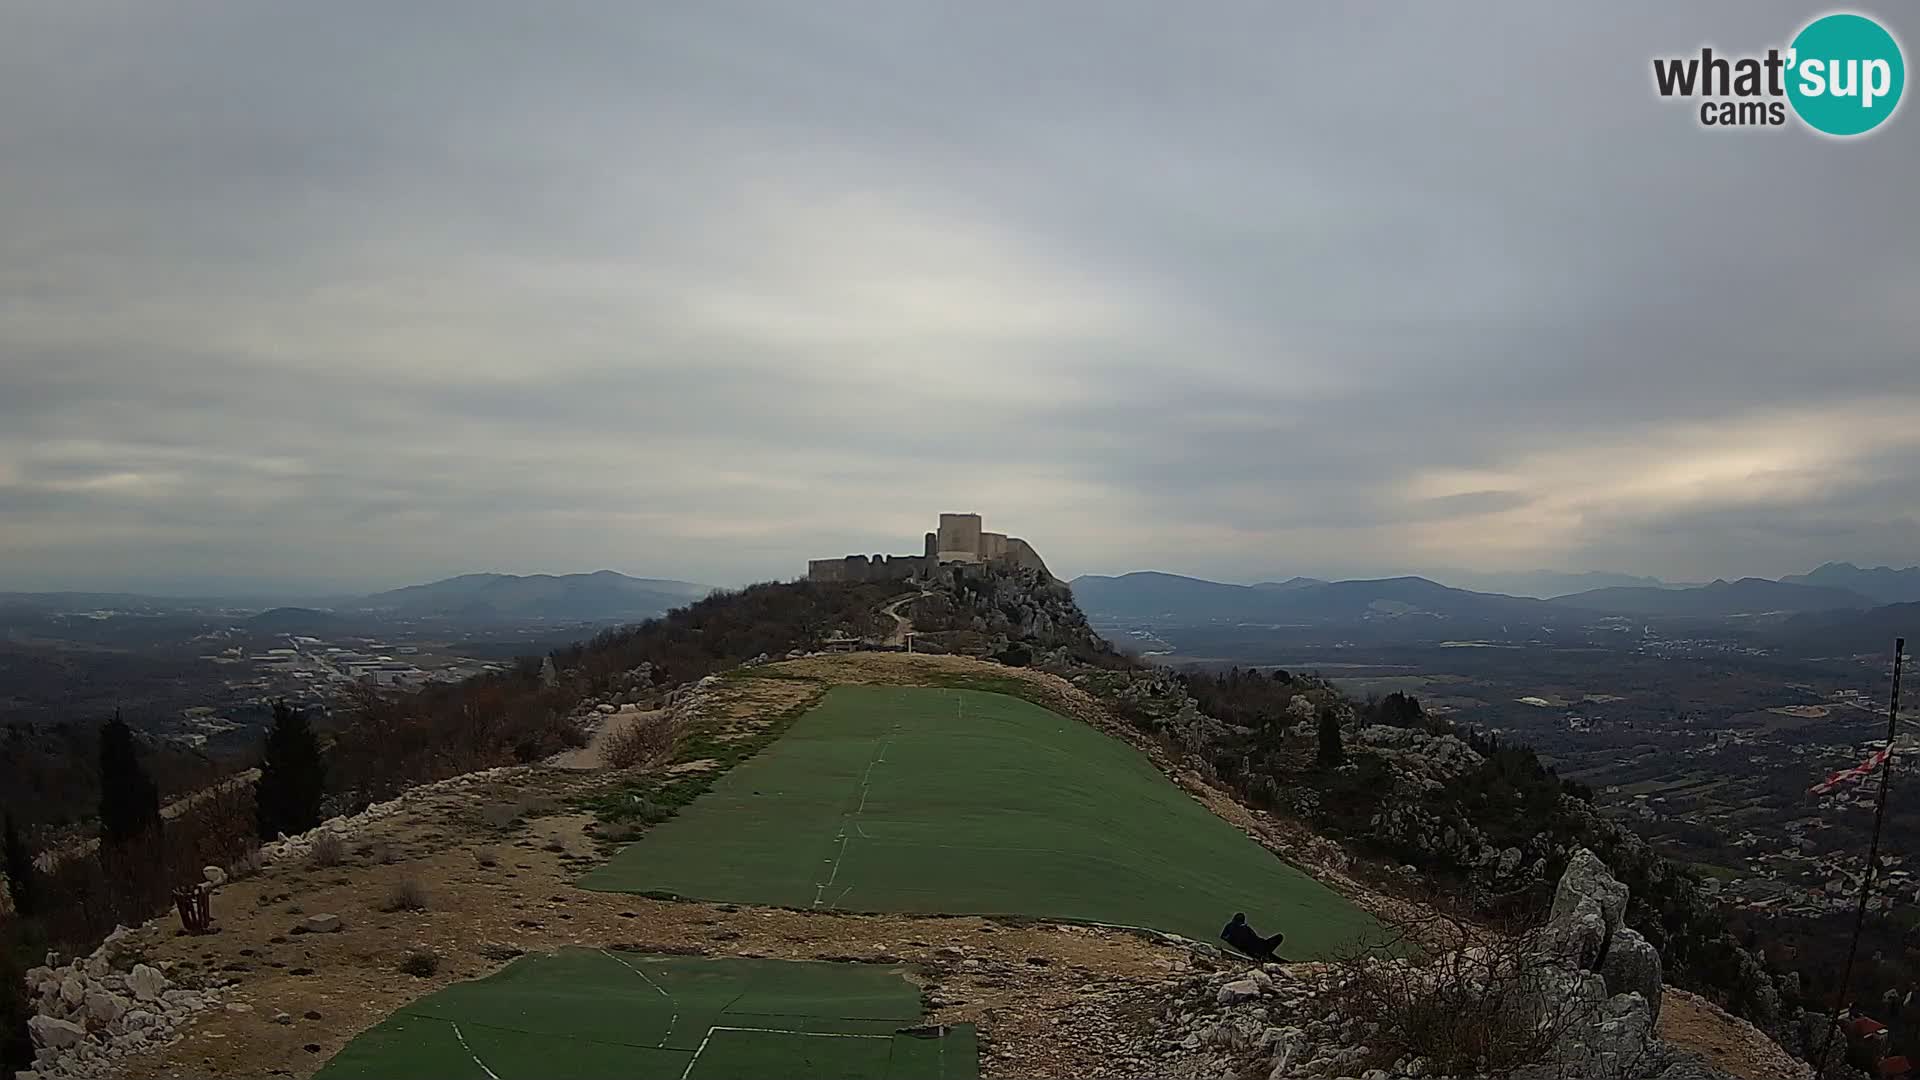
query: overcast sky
[{"left": 2, "top": 2, "right": 1916, "bottom": 593}]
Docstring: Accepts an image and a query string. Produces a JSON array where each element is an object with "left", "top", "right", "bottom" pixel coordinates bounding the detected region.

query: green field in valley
[
  {"left": 582, "top": 684, "right": 1379, "bottom": 956},
  {"left": 314, "top": 949, "right": 975, "bottom": 1080}
]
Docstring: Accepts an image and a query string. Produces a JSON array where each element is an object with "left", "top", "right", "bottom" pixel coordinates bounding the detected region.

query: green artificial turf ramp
[
  {"left": 581, "top": 684, "right": 1378, "bottom": 957},
  {"left": 314, "top": 949, "right": 974, "bottom": 1080}
]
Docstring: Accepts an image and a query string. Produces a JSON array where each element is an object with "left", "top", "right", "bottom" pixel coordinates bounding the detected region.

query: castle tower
[{"left": 936, "top": 513, "right": 984, "bottom": 563}]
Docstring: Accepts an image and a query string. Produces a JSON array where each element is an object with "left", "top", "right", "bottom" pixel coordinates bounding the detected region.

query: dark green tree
[
  {"left": 2, "top": 813, "right": 33, "bottom": 917},
  {"left": 1, "top": 941, "right": 32, "bottom": 1080},
  {"left": 1316, "top": 707, "right": 1345, "bottom": 768},
  {"left": 255, "top": 701, "right": 326, "bottom": 841},
  {"left": 98, "top": 710, "right": 160, "bottom": 846}
]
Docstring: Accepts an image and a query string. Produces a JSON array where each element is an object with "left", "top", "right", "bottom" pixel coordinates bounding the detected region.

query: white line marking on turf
[
  {"left": 814, "top": 726, "right": 896, "bottom": 907},
  {"left": 450, "top": 1022, "right": 503, "bottom": 1080},
  {"left": 601, "top": 949, "right": 678, "bottom": 1047}
]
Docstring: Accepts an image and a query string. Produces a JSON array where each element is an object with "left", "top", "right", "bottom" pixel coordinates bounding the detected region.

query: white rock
[
  {"left": 58, "top": 976, "right": 85, "bottom": 1006},
  {"left": 86, "top": 990, "right": 127, "bottom": 1023},
  {"left": 203, "top": 865, "right": 227, "bottom": 887},
  {"left": 129, "top": 964, "right": 166, "bottom": 1002},
  {"left": 1216, "top": 978, "right": 1263, "bottom": 1005},
  {"left": 28, "top": 1016, "right": 86, "bottom": 1049},
  {"left": 302, "top": 913, "right": 343, "bottom": 934}
]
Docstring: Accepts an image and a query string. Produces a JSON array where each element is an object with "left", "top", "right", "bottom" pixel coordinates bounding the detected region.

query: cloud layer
[{"left": 3, "top": 2, "right": 1916, "bottom": 592}]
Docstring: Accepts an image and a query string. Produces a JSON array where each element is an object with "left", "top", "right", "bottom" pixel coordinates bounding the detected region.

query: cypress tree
[
  {"left": 2, "top": 813, "right": 32, "bottom": 917},
  {"left": 255, "top": 701, "right": 326, "bottom": 840},
  {"left": 1, "top": 942, "right": 32, "bottom": 1080},
  {"left": 1316, "top": 707, "right": 1345, "bottom": 768},
  {"left": 98, "top": 710, "right": 161, "bottom": 845}
]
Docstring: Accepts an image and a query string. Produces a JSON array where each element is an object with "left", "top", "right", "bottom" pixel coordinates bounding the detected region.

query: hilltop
[{"left": 6, "top": 567, "right": 1819, "bottom": 1080}]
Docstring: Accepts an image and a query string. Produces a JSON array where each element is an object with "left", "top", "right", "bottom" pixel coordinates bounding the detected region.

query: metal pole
[{"left": 1816, "top": 637, "right": 1905, "bottom": 1075}]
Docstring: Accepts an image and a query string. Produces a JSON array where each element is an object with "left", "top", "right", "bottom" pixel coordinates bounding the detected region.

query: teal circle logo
[{"left": 1787, "top": 13, "right": 1905, "bottom": 136}]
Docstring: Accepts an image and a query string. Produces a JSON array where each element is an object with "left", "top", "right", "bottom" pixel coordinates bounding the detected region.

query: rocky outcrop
[
  {"left": 258, "top": 763, "right": 522, "bottom": 863},
  {"left": 1149, "top": 849, "right": 1722, "bottom": 1080},
  {"left": 22, "top": 925, "right": 221, "bottom": 1080},
  {"left": 1602, "top": 927, "right": 1665, "bottom": 1024}
]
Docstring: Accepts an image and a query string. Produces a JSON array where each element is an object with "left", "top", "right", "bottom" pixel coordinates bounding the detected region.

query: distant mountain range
[
  {"left": 1546, "top": 577, "right": 1875, "bottom": 617},
  {"left": 1780, "top": 562, "right": 1920, "bottom": 606},
  {"left": 353, "top": 572, "right": 714, "bottom": 622},
  {"left": 1068, "top": 571, "right": 1550, "bottom": 625},
  {"left": 1070, "top": 567, "right": 1894, "bottom": 627},
  {"left": 1426, "top": 569, "right": 1678, "bottom": 599}
]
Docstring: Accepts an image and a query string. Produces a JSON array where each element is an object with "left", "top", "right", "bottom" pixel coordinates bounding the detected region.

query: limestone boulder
[
  {"left": 1600, "top": 926, "right": 1664, "bottom": 1022},
  {"left": 28, "top": 1016, "right": 86, "bottom": 1050},
  {"left": 129, "top": 964, "right": 166, "bottom": 1002},
  {"left": 86, "top": 989, "right": 127, "bottom": 1024},
  {"left": 1216, "top": 978, "right": 1263, "bottom": 1005},
  {"left": 1544, "top": 893, "right": 1609, "bottom": 969},
  {"left": 1551, "top": 847, "right": 1628, "bottom": 945}
]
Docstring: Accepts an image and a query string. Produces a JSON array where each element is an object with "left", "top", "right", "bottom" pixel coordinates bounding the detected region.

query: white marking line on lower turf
[
  {"left": 601, "top": 949, "right": 679, "bottom": 1047},
  {"left": 450, "top": 1022, "right": 503, "bottom": 1080}
]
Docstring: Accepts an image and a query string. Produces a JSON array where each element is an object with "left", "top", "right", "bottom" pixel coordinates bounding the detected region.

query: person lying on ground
[{"left": 1220, "top": 912, "right": 1285, "bottom": 961}]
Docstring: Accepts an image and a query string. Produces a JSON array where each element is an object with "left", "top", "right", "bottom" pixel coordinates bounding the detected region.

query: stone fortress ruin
[{"left": 807, "top": 513, "right": 1052, "bottom": 583}]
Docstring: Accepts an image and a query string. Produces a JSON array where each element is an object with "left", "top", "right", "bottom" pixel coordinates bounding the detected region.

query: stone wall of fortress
[
  {"left": 807, "top": 513, "right": 1052, "bottom": 583},
  {"left": 807, "top": 554, "right": 930, "bottom": 584}
]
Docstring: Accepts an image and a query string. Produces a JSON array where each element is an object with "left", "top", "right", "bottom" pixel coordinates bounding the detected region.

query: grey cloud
[{"left": 2, "top": 1, "right": 1917, "bottom": 592}]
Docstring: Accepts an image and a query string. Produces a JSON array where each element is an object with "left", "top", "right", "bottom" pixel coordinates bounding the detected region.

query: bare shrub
[
  {"left": 382, "top": 878, "right": 428, "bottom": 913},
  {"left": 1326, "top": 905, "right": 1586, "bottom": 1078},
  {"left": 308, "top": 833, "right": 345, "bottom": 868},
  {"left": 596, "top": 822, "right": 645, "bottom": 844},
  {"left": 602, "top": 714, "right": 681, "bottom": 770},
  {"left": 226, "top": 846, "right": 265, "bottom": 882},
  {"left": 399, "top": 948, "right": 439, "bottom": 977}
]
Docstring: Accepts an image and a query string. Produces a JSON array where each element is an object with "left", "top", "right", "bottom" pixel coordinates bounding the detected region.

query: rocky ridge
[{"left": 1148, "top": 849, "right": 1750, "bottom": 1080}]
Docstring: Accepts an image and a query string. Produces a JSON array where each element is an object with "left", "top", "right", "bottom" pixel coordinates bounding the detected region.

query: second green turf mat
[{"left": 314, "top": 949, "right": 973, "bottom": 1080}]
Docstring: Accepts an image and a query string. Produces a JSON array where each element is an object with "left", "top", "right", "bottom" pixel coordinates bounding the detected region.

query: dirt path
[
  {"left": 1658, "top": 988, "right": 1812, "bottom": 1080},
  {"left": 879, "top": 590, "right": 929, "bottom": 647},
  {"left": 546, "top": 705, "right": 665, "bottom": 770}
]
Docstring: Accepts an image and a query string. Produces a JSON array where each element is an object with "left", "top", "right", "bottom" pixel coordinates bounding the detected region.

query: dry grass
[
  {"left": 308, "top": 833, "right": 346, "bottom": 869},
  {"left": 1325, "top": 906, "right": 1599, "bottom": 1079},
  {"left": 226, "top": 846, "right": 265, "bottom": 882},
  {"left": 602, "top": 713, "right": 682, "bottom": 770},
  {"left": 381, "top": 878, "right": 428, "bottom": 913}
]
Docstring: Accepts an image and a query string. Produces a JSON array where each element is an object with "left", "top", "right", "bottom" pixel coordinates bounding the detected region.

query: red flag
[{"left": 1811, "top": 746, "right": 1892, "bottom": 796}]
